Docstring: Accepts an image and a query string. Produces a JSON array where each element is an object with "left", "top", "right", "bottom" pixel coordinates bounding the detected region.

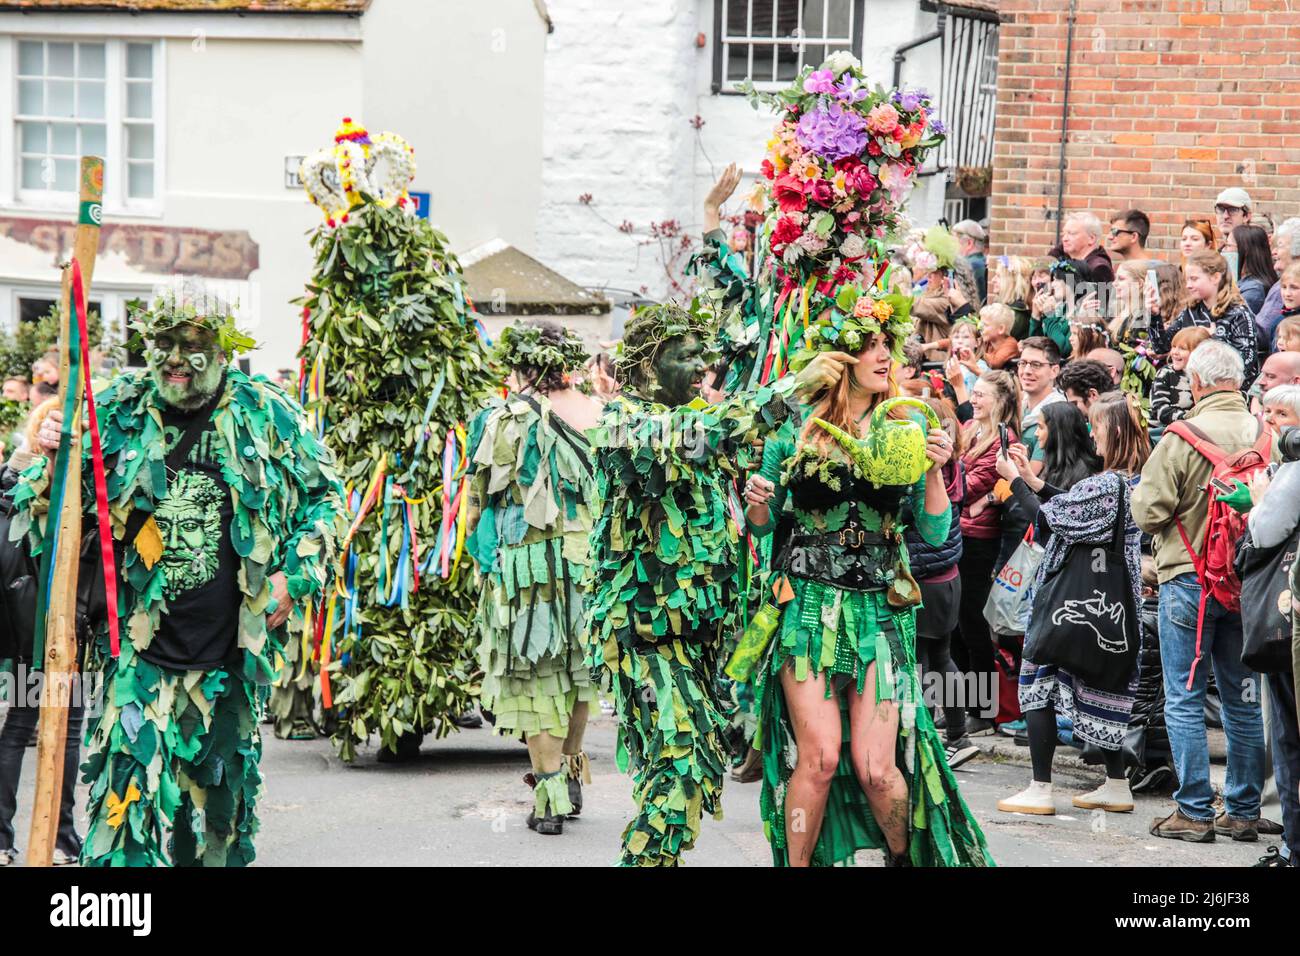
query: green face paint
[
  {"left": 649, "top": 334, "right": 708, "bottom": 407},
  {"left": 148, "top": 323, "right": 225, "bottom": 410}
]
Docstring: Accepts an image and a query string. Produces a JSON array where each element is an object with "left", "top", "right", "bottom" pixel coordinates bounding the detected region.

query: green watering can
[{"left": 812, "top": 397, "right": 942, "bottom": 486}]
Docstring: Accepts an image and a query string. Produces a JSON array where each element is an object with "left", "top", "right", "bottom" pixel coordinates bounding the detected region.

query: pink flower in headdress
[
  {"left": 866, "top": 103, "right": 900, "bottom": 135},
  {"left": 879, "top": 162, "right": 913, "bottom": 200},
  {"left": 803, "top": 69, "right": 837, "bottom": 94}
]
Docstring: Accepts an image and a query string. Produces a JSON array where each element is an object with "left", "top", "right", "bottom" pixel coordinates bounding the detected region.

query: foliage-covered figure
[
  {"left": 466, "top": 321, "right": 601, "bottom": 835},
  {"left": 11, "top": 278, "right": 343, "bottom": 866},
  {"left": 296, "top": 119, "right": 498, "bottom": 761},
  {"left": 587, "top": 303, "right": 795, "bottom": 866}
]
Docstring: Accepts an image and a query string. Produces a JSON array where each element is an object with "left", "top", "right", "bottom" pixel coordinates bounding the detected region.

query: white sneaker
[
  {"left": 52, "top": 848, "right": 79, "bottom": 866},
  {"left": 0, "top": 848, "right": 16, "bottom": 866},
  {"left": 997, "top": 781, "right": 1055, "bottom": 815},
  {"left": 1072, "top": 777, "right": 1134, "bottom": 812}
]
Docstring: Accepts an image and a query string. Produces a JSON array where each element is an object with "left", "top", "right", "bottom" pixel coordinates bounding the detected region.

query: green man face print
[{"left": 154, "top": 469, "right": 225, "bottom": 599}]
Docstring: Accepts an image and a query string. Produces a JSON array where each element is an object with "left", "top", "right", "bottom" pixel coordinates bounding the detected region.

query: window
[
  {"left": 713, "top": 0, "right": 865, "bottom": 93},
  {"left": 9, "top": 38, "right": 162, "bottom": 211}
]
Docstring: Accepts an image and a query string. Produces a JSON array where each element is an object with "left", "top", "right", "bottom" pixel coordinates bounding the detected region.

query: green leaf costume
[
  {"left": 747, "top": 417, "right": 995, "bottom": 867},
  {"left": 686, "top": 228, "right": 774, "bottom": 393},
  {"left": 586, "top": 381, "right": 795, "bottom": 865},
  {"left": 297, "top": 200, "right": 500, "bottom": 761},
  {"left": 465, "top": 392, "right": 599, "bottom": 818},
  {"left": 10, "top": 368, "right": 344, "bottom": 866}
]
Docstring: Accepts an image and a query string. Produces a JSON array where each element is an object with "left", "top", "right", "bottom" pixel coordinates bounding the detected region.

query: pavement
[{"left": 1, "top": 702, "right": 1278, "bottom": 867}]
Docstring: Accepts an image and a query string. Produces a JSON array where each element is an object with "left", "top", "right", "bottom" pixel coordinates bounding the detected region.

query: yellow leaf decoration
[
  {"left": 105, "top": 782, "right": 142, "bottom": 829},
  {"left": 134, "top": 515, "right": 163, "bottom": 570}
]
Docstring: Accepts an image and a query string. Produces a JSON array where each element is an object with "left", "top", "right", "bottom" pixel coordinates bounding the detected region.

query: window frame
[
  {"left": 712, "top": 0, "right": 866, "bottom": 95},
  {"left": 0, "top": 35, "right": 165, "bottom": 218}
]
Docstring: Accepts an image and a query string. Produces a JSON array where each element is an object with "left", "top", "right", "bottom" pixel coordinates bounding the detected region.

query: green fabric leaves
[
  {"left": 12, "top": 369, "right": 345, "bottom": 687},
  {"left": 298, "top": 201, "right": 501, "bottom": 760}
]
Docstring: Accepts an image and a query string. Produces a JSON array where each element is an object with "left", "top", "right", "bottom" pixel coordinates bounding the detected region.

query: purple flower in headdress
[
  {"left": 834, "top": 74, "right": 869, "bottom": 104},
  {"left": 803, "top": 69, "right": 837, "bottom": 94},
  {"left": 929, "top": 116, "right": 947, "bottom": 136},
  {"left": 796, "top": 102, "right": 869, "bottom": 162},
  {"left": 892, "top": 88, "right": 929, "bottom": 112}
]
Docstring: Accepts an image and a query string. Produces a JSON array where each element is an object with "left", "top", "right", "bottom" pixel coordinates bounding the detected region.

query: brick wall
[{"left": 989, "top": 0, "right": 1300, "bottom": 258}]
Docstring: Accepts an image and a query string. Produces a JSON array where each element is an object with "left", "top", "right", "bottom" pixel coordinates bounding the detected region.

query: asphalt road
[{"left": 3, "top": 704, "right": 1273, "bottom": 866}]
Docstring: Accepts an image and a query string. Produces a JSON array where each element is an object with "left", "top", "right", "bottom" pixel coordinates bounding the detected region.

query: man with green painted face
[
  {"left": 14, "top": 277, "right": 344, "bottom": 866},
  {"left": 587, "top": 303, "right": 797, "bottom": 866}
]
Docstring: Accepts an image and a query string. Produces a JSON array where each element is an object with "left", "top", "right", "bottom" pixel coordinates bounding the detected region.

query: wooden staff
[{"left": 27, "top": 156, "right": 103, "bottom": 867}]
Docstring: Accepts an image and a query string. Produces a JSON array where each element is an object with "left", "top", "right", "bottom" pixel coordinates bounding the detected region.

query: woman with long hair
[
  {"left": 1145, "top": 261, "right": 1187, "bottom": 356},
  {"left": 466, "top": 320, "right": 603, "bottom": 836},
  {"left": 1227, "top": 223, "right": 1279, "bottom": 318},
  {"left": 989, "top": 254, "right": 1035, "bottom": 340},
  {"left": 953, "top": 370, "right": 1022, "bottom": 734},
  {"left": 995, "top": 393, "right": 1150, "bottom": 815},
  {"left": 1108, "top": 260, "right": 1153, "bottom": 349},
  {"left": 1070, "top": 319, "right": 1110, "bottom": 359},
  {"left": 1037, "top": 401, "right": 1103, "bottom": 490},
  {"left": 744, "top": 288, "right": 993, "bottom": 867},
  {"left": 1162, "top": 250, "right": 1260, "bottom": 382}
]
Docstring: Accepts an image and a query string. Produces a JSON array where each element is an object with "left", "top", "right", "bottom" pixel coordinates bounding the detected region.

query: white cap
[{"left": 1216, "top": 187, "right": 1252, "bottom": 210}]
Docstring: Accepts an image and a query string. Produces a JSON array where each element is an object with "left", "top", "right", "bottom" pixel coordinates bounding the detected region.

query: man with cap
[
  {"left": 1215, "top": 187, "right": 1253, "bottom": 247},
  {"left": 953, "top": 219, "right": 988, "bottom": 304}
]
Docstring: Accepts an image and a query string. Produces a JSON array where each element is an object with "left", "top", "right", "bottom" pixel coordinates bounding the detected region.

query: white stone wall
[{"left": 537, "top": 0, "right": 952, "bottom": 306}]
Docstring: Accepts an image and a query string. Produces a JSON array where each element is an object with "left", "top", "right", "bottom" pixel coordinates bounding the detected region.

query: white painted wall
[
  {"left": 537, "top": 0, "right": 951, "bottom": 304},
  {"left": 165, "top": 36, "right": 365, "bottom": 373},
  {"left": 361, "top": 0, "right": 546, "bottom": 257}
]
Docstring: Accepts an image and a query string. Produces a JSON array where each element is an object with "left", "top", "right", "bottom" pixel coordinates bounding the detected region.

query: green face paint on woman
[
  {"left": 649, "top": 334, "right": 710, "bottom": 407},
  {"left": 147, "top": 324, "right": 226, "bottom": 410}
]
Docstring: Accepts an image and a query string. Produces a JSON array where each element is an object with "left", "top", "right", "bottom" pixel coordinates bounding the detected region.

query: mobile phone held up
[
  {"left": 1209, "top": 476, "right": 1237, "bottom": 496},
  {"left": 998, "top": 422, "right": 1010, "bottom": 456}
]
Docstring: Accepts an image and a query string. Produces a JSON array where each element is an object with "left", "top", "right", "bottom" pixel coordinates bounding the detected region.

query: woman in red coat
[{"left": 952, "top": 370, "right": 1022, "bottom": 734}]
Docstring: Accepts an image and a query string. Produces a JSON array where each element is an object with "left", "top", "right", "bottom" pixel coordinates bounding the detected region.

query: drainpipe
[
  {"left": 1054, "top": 0, "right": 1078, "bottom": 246},
  {"left": 893, "top": 9, "right": 947, "bottom": 88}
]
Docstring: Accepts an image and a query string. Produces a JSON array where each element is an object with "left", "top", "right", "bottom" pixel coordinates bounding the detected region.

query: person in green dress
[
  {"left": 466, "top": 321, "right": 602, "bottom": 836},
  {"left": 743, "top": 284, "right": 995, "bottom": 867}
]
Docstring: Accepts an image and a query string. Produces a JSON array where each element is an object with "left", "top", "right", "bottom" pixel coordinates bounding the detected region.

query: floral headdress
[
  {"left": 746, "top": 51, "right": 945, "bottom": 288},
  {"left": 299, "top": 117, "right": 417, "bottom": 226},
  {"left": 788, "top": 283, "right": 914, "bottom": 372},
  {"left": 615, "top": 303, "right": 716, "bottom": 390},
  {"left": 493, "top": 323, "right": 589, "bottom": 379},
  {"left": 128, "top": 277, "right": 257, "bottom": 356}
]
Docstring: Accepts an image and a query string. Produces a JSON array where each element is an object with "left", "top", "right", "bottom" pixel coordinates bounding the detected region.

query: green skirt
[
  {"left": 477, "top": 547, "right": 598, "bottom": 737},
  {"left": 757, "top": 577, "right": 994, "bottom": 867}
]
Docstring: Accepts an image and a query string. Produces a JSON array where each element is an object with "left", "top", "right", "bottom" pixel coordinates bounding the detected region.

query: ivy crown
[
  {"left": 615, "top": 303, "right": 717, "bottom": 391},
  {"left": 127, "top": 280, "right": 257, "bottom": 357},
  {"left": 493, "top": 322, "right": 589, "bottom": 380}
]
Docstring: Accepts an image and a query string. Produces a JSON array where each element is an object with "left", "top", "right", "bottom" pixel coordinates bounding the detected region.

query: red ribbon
[{"left": 71, "top": 261, "right": 121, "bottom": 658}]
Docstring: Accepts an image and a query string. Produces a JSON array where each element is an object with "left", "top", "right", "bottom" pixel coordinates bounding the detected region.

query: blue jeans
[{"left": 1157, "top": 573, "right": 1265, "bottom": 821}]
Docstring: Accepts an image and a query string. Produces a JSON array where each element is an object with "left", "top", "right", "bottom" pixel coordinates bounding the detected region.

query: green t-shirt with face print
[{"left": 138, "top": 403, "right": 240, "bottom": 672}]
